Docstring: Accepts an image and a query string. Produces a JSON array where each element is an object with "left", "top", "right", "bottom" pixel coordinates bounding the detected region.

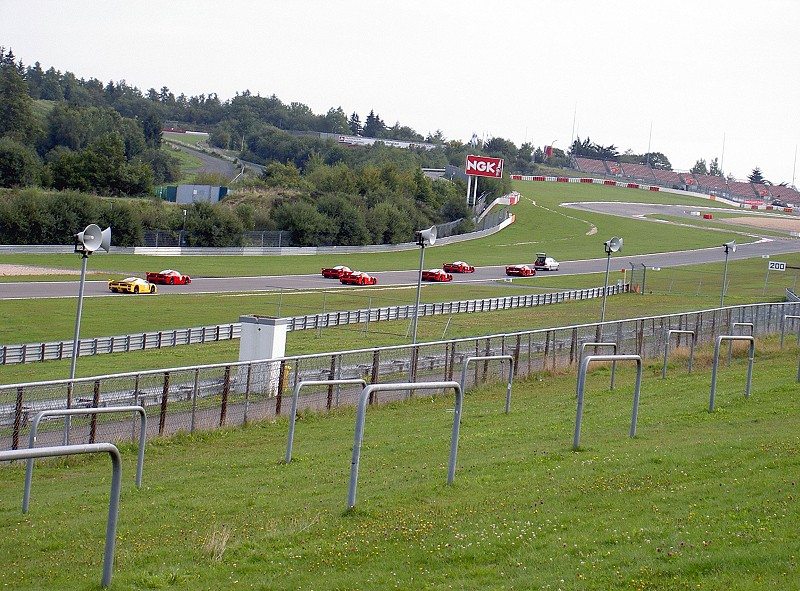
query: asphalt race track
[{"left": 3, "top": 237, "right": 799, "bottom": 300}]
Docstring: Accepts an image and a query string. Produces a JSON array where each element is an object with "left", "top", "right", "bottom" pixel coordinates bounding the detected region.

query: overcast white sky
[{"left": 2, "top": 0, "right": 799, "bottom": 182}]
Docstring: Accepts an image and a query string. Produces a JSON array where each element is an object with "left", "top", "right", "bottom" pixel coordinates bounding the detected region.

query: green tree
[
  {"left": 748, "top": 167, "right": 765, "bottom": 183},
  {"left": 641, "top": 152, "right": 672, "bottom": 170},
  {"left": 0, "top": 62, "right": 39, "bottom": 143},
  {"left": 316, "top": 194, "right": 370, "bottom": 245},
  {"left": 348, "top": 112, "right": 362, "bottom": 136},
  {"left": 321, "top": 107, "right": 349, "bottom": 134},
  {"left": 184, "top": 202, "right": 243, "bottom": 247},
  {"left": 271, "top": 200, "right": 336, "bottom": 246},
  {"left": 690, "top": 159, "right": 708, "bottom": 175},
  {"left": 709, "top": 157, "right": 723, "bottom": 176},
  {"left": 362, "top": 110, "right": 385, "bottom": 138},
  {"left": 0, "top": 137, "right": 40, "bottom": 187}
]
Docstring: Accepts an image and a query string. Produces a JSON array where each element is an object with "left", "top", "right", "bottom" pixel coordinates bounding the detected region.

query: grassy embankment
[
  {"left": 0, "top": 180, "right": 746, "bottom": 279},
  {"left": 1, "top": 342, "right": 798, "bottom": 589}
]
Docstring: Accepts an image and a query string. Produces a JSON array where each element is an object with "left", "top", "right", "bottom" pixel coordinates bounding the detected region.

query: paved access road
[{"left": 3, "top": 236, "right": 798, "bottom": 300}]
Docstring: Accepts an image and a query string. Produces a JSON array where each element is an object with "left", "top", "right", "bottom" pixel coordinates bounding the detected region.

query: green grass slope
[{"left": 1, "top": 341, "right": 798, "bottom": 589}]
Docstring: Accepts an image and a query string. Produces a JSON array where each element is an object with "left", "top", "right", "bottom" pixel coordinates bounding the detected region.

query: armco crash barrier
[{"left": 1, "top": 301, "right": 798, "bottom": 451}]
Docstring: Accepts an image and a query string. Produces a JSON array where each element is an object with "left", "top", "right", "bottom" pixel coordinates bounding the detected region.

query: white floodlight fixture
[
  {"left": 66, "top": 224, "right": 111, "bottom": 444},
  {"left": 600, "top": 236, "right": 623, "bottom": 325},
  {"left": 411, "top": 225, "right": 437, "bottom": 344},
  {"left": 720, "top": 241, "right": 736, "bottom": 307}
]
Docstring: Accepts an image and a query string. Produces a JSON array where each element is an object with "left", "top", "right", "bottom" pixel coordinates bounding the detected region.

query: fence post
[
  {"left": 326, "top": 356, "right": 336, "bottom": 410},
  {"left": 543, "top": 330, "right": 551, "bottom": 371},
  {"left": 569, "top": 328, "right": 577, "bottom": 365},
  {"left": 243, "top": 363, "right": 252, "bottom": 425},
  {"left": 157, "top": 332, "right": 162, "bottom": 348},
  {"left": 89, "top": 380, "right": 101, "bottom": 443},
  {"left": 369, "top": 350, "right": 380, "bottom": 404},
  {"left": 275, "top": 360, "right": 286, "bottom": 416},
  {"left": 219, "top": 366, "right": 231, "bottom": 426},
  {"left": 12, "top": 387, "right": 23, "bottom": 450},
  {"left": 482, "top": 338, "right": 491, "bottom": 381},
  {"left": 159, "top": 372, "right": 170, "bottom": 435},
  {"left": 448, "top": 342, "right": 457, "bottom": 381},
  {"left": 513, "top": 335, "right": 521, "bottom": 377}
]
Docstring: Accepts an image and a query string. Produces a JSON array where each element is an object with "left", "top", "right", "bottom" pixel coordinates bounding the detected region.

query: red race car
[
  {"left": 340, "top": 271, "right": 377, "bottom": 286},
  {"left": 145, "top": 269, "right": 192, "bottom": 285},
  {"left": 442, "top": 261, "right": 475, "bottom": 273},
  {"left": 422, "top": 268, "right": 453, "bottom": 282},
  {"left": 505, "top": 264, "right": 535, "bottom": 277},
  {"left": 321, "top": 265, "right": 352, "bottom": 279}
]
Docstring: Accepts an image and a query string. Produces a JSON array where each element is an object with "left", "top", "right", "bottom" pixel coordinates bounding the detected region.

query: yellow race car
[{"left": 108, "top": 276, "right": 158, "bottom": 294}]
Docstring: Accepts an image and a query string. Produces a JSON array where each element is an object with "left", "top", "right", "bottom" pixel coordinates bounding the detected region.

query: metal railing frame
[
  {"left": 348, "top": 382, "right": 463, "bottom": 509},
  {"left": 22, "top": 406, "right": 146, "bottom": 513},
  {"left": 578, "top": 342, "right": 617, "bottom": 391},
  {"left": 728, "top": 322, "right": 754, "bottom": 365},
  {"left": 0, "top": 443, "right": 121, "bottom": 588},
  {"left": 781, "top": 315, "right": 800, "bottom": 348},
  {"left": 285, "top": 379, "right": 367, "bottom": 464},
  {"left": 574, "top": 354, "right": 643, "bottom": 450},
  {"left": 662, "top": 330, "right": 696, "bottom": 378},
  {"left": 709, "top": 335, "right": 755, "bottom": 412},
  {"left": 459, "top": 355, "right": 514, "bottom": 414}
]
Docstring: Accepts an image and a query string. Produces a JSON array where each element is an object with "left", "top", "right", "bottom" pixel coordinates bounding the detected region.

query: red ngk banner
[{"left": 466, "top": 154, "right": 504, "bottom": 178}]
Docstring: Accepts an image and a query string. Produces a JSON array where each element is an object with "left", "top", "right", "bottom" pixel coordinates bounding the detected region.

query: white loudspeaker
[
  {"left": 724, "top": 240, "right": 736, "bottom": 253},
  {"left": 416, "top": 225, "right": 437, "bottom": 246},
  {"left": 604, "top": 236, "right": 623, "bottom": 253},
  {"left": 77, "top": 224, "right": 112, "bottom": 253}
]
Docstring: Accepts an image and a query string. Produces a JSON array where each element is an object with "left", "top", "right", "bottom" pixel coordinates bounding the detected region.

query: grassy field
[
  {"left": 0, "top": 181, "right": 747, "bottom": 278},
  {"left": 1, "top": 340, "right": 798, "bottom": 590},
  {"left": 2, "top": 254, "right": 798, "bottom": 385},
  {"left": 163, "top": 131, "right": 209, "bottom": 146}
]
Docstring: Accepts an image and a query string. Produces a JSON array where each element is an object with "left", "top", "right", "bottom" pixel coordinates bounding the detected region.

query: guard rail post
[
  {"left": 348, "top": 381, "right": 462, "bottom": 509},
  {"left": 1, "top": 443, "right": 122, "bottom": 588},
  {"left": 23, "top": 406, "right": 146, "bottom": 514},
  {"left": 285, "top": 378, "right": 367, "bottom": 463}
]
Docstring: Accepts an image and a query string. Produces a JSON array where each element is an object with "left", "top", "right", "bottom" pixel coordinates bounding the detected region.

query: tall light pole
[
  {"left": 66, "top": 224, "right": 111, "bottom": 444},
  {"left": 600, "top": 236, "right": 623, "bottom": 324},
  {"left": 411, "top": 225, "right": 437, "bottom": 344},
  {"left": 720, "top": 240, "right": 736, "bottom": 307}
]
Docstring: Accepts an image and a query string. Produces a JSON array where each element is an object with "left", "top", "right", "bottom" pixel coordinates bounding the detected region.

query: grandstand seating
[
  {"left": 693, "top": 174, "right": 728, "bottom": 192},
  {"left": 619, "top": 162, "right": 656, "bottom": 181},
  {"left": 574, "top": 157, "right": 610, "bottom": 175},
  {"left": 650, "top": 168, "right": 683, "bottom": 186},
  {"left": 565, "top": 157, "right": 798, "bottom": 203},
  {"left": 727, "top": 181, "right": 757, "bottom": 198},
  {"left": 765, "top": 184, "right": 800, "bottom": 203}
]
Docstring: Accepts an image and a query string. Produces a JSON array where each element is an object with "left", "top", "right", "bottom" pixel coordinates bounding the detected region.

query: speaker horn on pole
[
  {"left": 416, "top": 225, "right": 437, "bottom": 246},
  {"left": 76, "top": 224, "right": 112, "bottom": 253}
]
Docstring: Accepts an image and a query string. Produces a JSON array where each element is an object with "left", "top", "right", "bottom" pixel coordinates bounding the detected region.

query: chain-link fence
[{"left": 2, "top": 301, "right": 798, "bottom": 452}]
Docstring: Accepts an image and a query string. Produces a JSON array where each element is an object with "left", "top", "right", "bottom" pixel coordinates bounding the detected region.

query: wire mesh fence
[{"left": 2, "top": 301, "right": 798, "bottom": 451}]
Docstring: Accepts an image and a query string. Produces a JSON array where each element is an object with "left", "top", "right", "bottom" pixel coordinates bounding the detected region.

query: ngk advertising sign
[{"left": 466, "top": 154, "right": 504, "bottom": 178}]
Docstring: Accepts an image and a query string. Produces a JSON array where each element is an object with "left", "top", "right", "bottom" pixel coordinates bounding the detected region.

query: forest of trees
[{"left": 0, "top": 47, "right": 526, "bottom": 246}]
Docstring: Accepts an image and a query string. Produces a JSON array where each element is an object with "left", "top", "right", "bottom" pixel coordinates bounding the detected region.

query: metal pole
[
  {"left": 65, "top": 252, "right": 89, "bottom": 444},
  {"left": 641, "top": 264, "right": 647, "bottom": 295},
  {"left": 411, "top": 244, "right": 425, "bottom": 344},
  {"left": 600, "top": 252, "right": 611, "bottom": 324},
  {"left": 720, "top": 249, "right": 730, "bottom": 307}
]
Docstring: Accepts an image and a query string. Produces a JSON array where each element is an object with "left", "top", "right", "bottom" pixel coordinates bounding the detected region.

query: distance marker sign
[{"left": 768, "top": 261, "right": 786, "bottom": 271}]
